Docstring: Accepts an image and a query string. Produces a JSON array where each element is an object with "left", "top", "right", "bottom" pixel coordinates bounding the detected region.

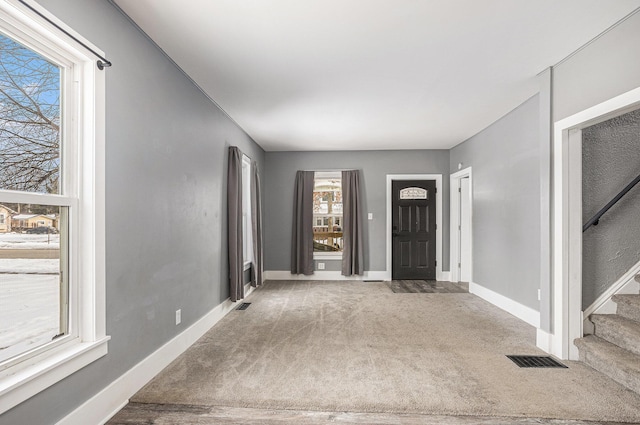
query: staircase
[{"left": 574, "top": 274, "right": 640, "bottom": 395}]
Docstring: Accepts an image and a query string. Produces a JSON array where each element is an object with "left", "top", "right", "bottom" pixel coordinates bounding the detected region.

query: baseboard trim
[
  {"left": 469, "top": 282, "right": 540, "bottom": 328},
  {"left": 57, "top": 288, "right": 255, "bottom": 425},
  {"left": 536, "top": 328, "right": 553, "bottom": 353},
  {"left": 440, "top": 271, "right": 452, "bottom": 282},
  {"left": 264, "top": 270, "right": 389, "bottom": 281}
]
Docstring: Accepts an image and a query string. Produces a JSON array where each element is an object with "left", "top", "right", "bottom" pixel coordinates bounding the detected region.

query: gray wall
[
  {"left": 264, "top": 150, "right": 451, "bottom": 273},
  {"left": 553, "top": 10, "right": 640, "bottom": 122},
  {"left": 0, "top": 0, "right": 264, "bottom": 424},
  {"left": 450, "top": 95, "right": 541, "bottom": 311},
  {"left": 582, "top": 108, "right": 640, "bottom": 308}
]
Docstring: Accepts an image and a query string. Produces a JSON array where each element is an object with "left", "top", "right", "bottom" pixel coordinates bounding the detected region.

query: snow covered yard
[
  {"left": 0, "top": 233, "right": 61, "bottom": 363},
  {"left": 0, "top": 232, "right": 60, "bottom": 250}
]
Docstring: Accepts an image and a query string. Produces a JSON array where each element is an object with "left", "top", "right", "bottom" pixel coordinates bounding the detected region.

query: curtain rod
[{"left": 18, "top": 0, "right": 112, "bottom": 70}]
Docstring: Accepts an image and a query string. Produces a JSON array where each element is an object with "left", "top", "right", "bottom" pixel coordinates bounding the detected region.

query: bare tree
[{"left": 0, "top": 34, "right": 60, "bottom": 194}]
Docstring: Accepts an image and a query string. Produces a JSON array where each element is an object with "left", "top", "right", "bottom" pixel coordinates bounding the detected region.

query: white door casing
[{"left": 449, "top": 167, "right": 472, "bottom": 284}]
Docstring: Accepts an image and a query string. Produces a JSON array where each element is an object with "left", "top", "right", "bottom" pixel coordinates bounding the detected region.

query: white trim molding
[
  {"left": 583, "top": 260, "right": 640, "bottom": 332},
  {"left": 264, "top": 270, "right": 388, "bottom": 281},
  {"left": 552, "top": 85, "right": 640, "bottom": 360},
  {"left": 470, "top": 282, "right": 541, "bottom": 328},
  {"left": 449, "top": 167, "right": 473, "bottom": 284},
  {"left": 385, "top": 174, "right": 443, "bottom": 281},
  {"left": 57, "top": 287, "right": 257, "bottom": 425}
]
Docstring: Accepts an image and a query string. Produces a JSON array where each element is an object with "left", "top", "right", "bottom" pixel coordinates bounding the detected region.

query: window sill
[
  {"left": 313, "top": 253, "right": 343, "bottom": 261},
  {"left": 0, "top": 336, "right": 110, "bottom": 415}
]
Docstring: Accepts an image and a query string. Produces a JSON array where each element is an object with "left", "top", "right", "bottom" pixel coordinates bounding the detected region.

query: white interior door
[{"left": 459, "top": 177, "right": 472, "bottom": 282}]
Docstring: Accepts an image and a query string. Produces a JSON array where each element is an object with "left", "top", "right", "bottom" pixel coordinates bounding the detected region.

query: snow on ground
[
  {"left": 0, "top": 273, "right": 60, "bottom": 363},
  {"left": 0, "top": 232, "right": 60, "bottom": 249},
  {"left": 0, "top": 259, "right": 59, "bottom": 274}
]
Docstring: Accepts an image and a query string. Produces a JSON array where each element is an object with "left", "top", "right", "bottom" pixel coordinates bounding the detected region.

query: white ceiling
[{"left": 114, "top": 1, "right": 640, "bottom": 151}]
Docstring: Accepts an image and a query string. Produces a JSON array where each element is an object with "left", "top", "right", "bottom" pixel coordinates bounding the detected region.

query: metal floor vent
[
  {"left": 236, "top": 302, "right": 251, "bottom": 311},
  {"left": 507, "top": 355, "right": 567, "bottom": 368}
]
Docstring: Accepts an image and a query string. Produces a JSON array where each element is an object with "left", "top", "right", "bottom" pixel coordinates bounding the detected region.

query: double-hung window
[
  {"left": 313, "top": 172, "right": 343, "bottom": 258},
  {"left": 0, "top": 0, "right": 106, "bottom": 414}
]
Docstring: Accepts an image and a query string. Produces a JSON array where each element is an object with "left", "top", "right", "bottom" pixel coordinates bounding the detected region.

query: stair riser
[
  {"left": 578, "top": 347, "right": 640, "bottom": 395},
  {"left": 617, "top": 303, "right": 640, "bottom": 323},
  {"left": 594, "top": 325, "right": 640, "bottom": 357}
]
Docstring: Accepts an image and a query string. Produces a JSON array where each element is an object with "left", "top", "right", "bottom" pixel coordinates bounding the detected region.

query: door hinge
[
  {"left": 459, "top": 187, "right": 461, "bottom": 193},
  {"left": 458, "top": 262, "right": 461, "bottom": 268},
  {"left": 435, "top": 260, "right": 437, "bottom": 266}
]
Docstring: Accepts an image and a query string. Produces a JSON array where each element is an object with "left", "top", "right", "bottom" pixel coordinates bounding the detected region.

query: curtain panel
[
  {"left": 227, "top": 146, "right": 244, "bottom": 302},
  {"left": 250, "top": 160, "right": 264, "bottom": 287},
  {"left": 342, "top": 170, "right": 364, "bottom": 276},
  {"left": 291, "top": 170, "right": 315, "bottom": 275}
]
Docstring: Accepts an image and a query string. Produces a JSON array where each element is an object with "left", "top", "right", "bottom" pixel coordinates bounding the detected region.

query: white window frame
[
  {"left": 0, "top": 0, "right": 107, "bottom": 414},
  {"left": 313, "top": 171, "right": 343, "bottom": 261},
  {"left": 242, "top": 154, "right": 253, "bottom": 271}
]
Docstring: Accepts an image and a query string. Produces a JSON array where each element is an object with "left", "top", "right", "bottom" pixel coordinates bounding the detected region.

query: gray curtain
[
  {"left": 250, "top": 160, "right": 263, "bottom": 287},
  {"left": 342, "top": 170, "right": 364, "bottom": 276},
  {"left": 291, "top": 170, "right": 315, "bottom": 275},
  {"left": 227, "top": 146, "right": 244, "bottom": 302}
]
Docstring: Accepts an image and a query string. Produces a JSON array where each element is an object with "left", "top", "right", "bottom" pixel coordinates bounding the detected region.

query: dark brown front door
[{"left": 392, "top": 180, "right": 436, "bottom": 280}]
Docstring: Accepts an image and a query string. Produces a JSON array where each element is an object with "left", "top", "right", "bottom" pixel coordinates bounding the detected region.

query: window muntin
[{"left": 313, "top": 175, "right": 343, "bottom": 253}]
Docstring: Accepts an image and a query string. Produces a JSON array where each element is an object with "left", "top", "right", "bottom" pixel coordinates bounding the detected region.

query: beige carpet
[{"left": 132, "top": 281, "right": 640, "bottom": 422}]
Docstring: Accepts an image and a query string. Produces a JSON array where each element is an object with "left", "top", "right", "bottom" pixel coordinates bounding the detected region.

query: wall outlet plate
[
  {"left": 175, "top": 309, "right": 181, "bottom": 325},
  {"left": 318, "top": 262, "right": 325, "bottom": 270}
]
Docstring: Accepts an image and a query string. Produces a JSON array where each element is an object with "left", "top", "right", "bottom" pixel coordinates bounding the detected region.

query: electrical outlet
[
  {"left": 368, "top": 213, "right": 373, "bottom": 220},
  {"left": 175, "top": 309, "right": 181, "bottom": 325},
  {"left": 318, "top": 262, "right": 325, "bottom": 270},
  {"left": 537, "top": 289, "right": 541, "bottom": 301}
]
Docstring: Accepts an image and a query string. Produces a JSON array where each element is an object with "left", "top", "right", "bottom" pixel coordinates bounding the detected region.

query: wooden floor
[
  {"left": 385, "top": 280, "right": 468, "bottom": 293},
  {"left": 108, "top": 403, "right": 630, "bottom": 425}
]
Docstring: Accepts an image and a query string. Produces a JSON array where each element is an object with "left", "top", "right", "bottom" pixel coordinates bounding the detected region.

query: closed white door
[{"left": 459, "top": 177, "right": 472, "bottom": 282}]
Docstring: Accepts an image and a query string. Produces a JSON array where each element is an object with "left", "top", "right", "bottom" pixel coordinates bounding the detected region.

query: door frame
[
  {"left": 449, "top": 167, "right": 473, "bottom": 283},
  {"left": 386, "top": 174, "right": 442, "bottom": 281},
  {"left": 552, "top": 86, "right": 640, "bottom": 360}
]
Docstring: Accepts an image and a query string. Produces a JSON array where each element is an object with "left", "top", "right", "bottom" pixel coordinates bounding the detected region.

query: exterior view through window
[
  {"left": 0, "top": 32, "right": 67, "bottom": 365},
  {"left": 313, "top": 175, "right": 343, "bottom": 252}
]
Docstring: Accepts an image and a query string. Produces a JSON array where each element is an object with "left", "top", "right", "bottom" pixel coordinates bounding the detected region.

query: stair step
[
  {"left": 575, "top": 335, "right": 640, "bottom": 395},
  {"left": 591, "top": 314, "right": 640, "bottom": 356},
  {"left": 612, "top": 294, "right": 640, "bottom": 323}
]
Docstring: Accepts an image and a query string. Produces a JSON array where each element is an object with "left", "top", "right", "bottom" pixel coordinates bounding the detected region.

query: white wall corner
[
  {"left": 57, "top": 293, "right": 250, "bottom": 425},
  {"left": 469, "top": 282, "right": 540, "bottom": 328}
]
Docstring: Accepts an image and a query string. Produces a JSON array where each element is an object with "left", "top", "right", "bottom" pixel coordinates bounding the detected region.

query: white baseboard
[
  {"left": 440, "top": 271, "right": 451, "bottom": 282},
  {"left": 57, "top": 288, "right": 255, "bottom": 425},
  {"left": 469, "top": 282, "right": 540, "bottom": 328},
  {"left": 536, "top": 328, "right": 553, "bottom": 353},
  {"left": 264, "top": 270, "right": 389, "bottom": 281},
  {"left": 583, "top": 261, "right": 640, "bottom": 328}
]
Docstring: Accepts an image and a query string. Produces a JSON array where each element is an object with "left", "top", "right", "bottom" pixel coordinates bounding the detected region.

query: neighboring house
[
  {"left": 11, "top": 214, "right": 56, "bottom": 231},
  {"left": 0, "top": 204, "right": 16, "bottom": 233}
]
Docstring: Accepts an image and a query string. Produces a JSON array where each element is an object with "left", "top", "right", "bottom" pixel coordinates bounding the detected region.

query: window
[
  {"left": 0, "top": 0, "right": 106, "bottom": 414},
  {"left": 313, "top": 172, "right": 343, "bottom": 256},
  {"left": 0, "top": 214, "right": 4, "bottom": 224},
  {"left": 241, "top": 155, "right": 253, "bottom": 269}
]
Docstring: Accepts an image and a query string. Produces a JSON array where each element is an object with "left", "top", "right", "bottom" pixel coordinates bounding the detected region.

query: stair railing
[{"left": 583, "top": 172, "right": 640, "bottom": 232}]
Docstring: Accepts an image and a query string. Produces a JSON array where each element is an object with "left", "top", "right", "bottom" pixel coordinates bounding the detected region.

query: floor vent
[
  {"left": 236, "top": 302, "right": 251, "bottom": 311},
  {"left": 507, "top": 355, "right": 567, "bottom": 368}
]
